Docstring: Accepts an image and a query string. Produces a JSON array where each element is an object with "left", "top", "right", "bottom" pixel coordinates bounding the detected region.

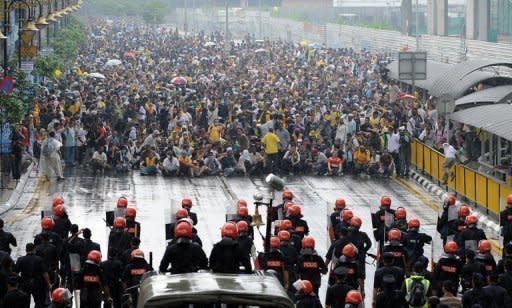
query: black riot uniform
[
  {"left": 475, "top": 252, "right": 497, "bottom": 277},
  {"left": 78, "top": 262, "right": 107, "bottom": 308},
  {"left": 290, "top": 217, "right": 309, "bottom": 239},
  {"left": 237, "top": 233, "right": 254, "bottom": 262},
  {"left": 372, "top": 207, "right": 395, "bottom": 248},
  {"left": 325, "top": 267, "right": 353, "bottom": 308},
  {"left": 346, "top": 227, "right": 372, "bottom": 274},
  {"left": 258, "top": 249, "right": 288, "bottom": 286},
  {"left": 381, "top": 242, "right": 407, "bottom": 271},
  {"left": 332, "top": 256, "right": 364, "bottom": 290},
  {"left": 34, "top": 230, "right": 63, "bottom": 258},
  {"left": 295, "top": 292, "right": 322, "bottom": 308},
  {"left": 329, "top": 210, "right": 342, "bottom": 241},
  {"left": 35, "top": 234, "right": 59, "bottom": 287},
  {"left": 297, "top": 249, "right": 328, "bottom": 295},
  {"left": 209, "top": 238, "right": 252, "bottom": 274},
  {"left": 16, "top": 244, "right": 51, "bottom": 308},
  {"left": 159, "top": 239, "right": 208, "bottom": 274},
  {"left": 280, "top": 240, "right": 298, "bottom": 286},
  {"left": 373, "top": 252, "right": 405, "bottom": 293},
  {"left": 107, "top": 229, "right": 131, "bottom": 258},
  {"left": 53, "top": 215, "right": 72, "bottom": 240},
  {"left": 456, "top": 224, "right": 486, "bottom": 258},
  {"left": 166, "top": 222, "right": 202, "bottom": 246},
  {"left": 80, "top": 231, "right": 101, "bottom": 267},
  {"left": 0, "top": 221, "right": 17, "bottom": 255},
  {"left": 461, "top": 251, "right": 487, "bottom": 292},
  {"left": 122, "top": 256, "right": 151, "bottom": 306},
  {"left": 125, "top": 220, "right": 141, "bottom": 239},
  {"left": 497, "top": 244, "right": 512, "bottom": 274},
  {"left": 402, "top": 230, "right": 432, "bottom": 266},
  {"left": 501, "top": 205, "right": 512, "bottom": 247},
  {"left": 434, "top": 253, "right": 463, "bottom": 294},
  {"left": 100, "top": 250, "right": 123, "bottom": 308}
]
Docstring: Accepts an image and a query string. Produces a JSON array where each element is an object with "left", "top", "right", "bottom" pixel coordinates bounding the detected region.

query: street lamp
[{"left": 2, "top": 0, "right": 41, "bottom": 73}]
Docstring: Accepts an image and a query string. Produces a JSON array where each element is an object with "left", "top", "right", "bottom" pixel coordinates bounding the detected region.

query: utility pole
[
  {"left": 258, "top": 0, "right": 262, "bottom": 39},
  {"left": 415, "top": 0, "right": 419, "bottom": 50},
  {"left": 184, "top": 0, "right": 188, "bottom": 35},
  {"left": 225, "top": 0, "right": 229, "bottom": 52}
]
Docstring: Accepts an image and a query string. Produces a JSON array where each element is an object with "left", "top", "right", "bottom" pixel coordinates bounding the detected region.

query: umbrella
[
  {"left": 204, "top": 42, "right": 216, "bottom": 47},
  {"left": 88, "top": 73, "right": 106, "bottom": 79},
  {"left": 123, "top": 51, "right": 136, "bottom": 59},
  {"left": 254, "top": 48, "right": 268, "bottom": 54},
  {"left": 171, "top": 76, "right": 187, "bottom": 85},
  {"left": 399, "top": 93, "right": 416, "bottom": 100},
  {"left": 105, "top": 59, "right": 122, "bottom": 67}
]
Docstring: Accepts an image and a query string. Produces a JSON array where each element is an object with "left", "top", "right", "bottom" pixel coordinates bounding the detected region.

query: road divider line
[{"left": 392, "top": 176, "right": 503, "bottom": 257}]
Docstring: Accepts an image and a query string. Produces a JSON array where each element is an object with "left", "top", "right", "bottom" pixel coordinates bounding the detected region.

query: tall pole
[
  {"left": 225, "top": 0, "right": 228, "bottom": 52},
  {"left": 184, "top": 0, "right": 188, "bottom": 35},
  {"left": 258, "top": 0, "right": 262, "bottom": 39},
  {"left": 415, "top": 0, "right": 419, "bottom": 50},
  {"left": 3, "top": 0, "right": 8, "bottom": 75}
]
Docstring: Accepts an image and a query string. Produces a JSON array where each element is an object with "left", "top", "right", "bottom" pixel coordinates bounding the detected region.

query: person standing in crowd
[
  {"left": 261, "top": 128, "right": 280, "bottom": 174},
  {"left": 39, "top": 131, "right": 64, "bottom": 182}
]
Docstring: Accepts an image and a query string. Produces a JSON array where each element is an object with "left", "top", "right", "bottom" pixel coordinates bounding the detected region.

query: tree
[{"left": 142, "top": 0, "right": 167, "bottom": 25}]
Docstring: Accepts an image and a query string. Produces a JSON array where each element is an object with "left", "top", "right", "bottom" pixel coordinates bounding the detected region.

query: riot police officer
[
  {"left": 461, "top": 250, "right": 487, "bottom": 293},
  {"left": 159, "top": 221, "right": 208, "bottom": 274},
  {"left": 34, "top": 217, "right": 63, "bottom": 258},
  {"left": 392, "top": 207, "right": 408, "bottom": 232},
  {"left": 475, "top": 240, "right": 497, "bottom": 278},
  {"left": 346, "top": 216, "right": 372, "bottom": 274},
  {"left": 278, "top": 230, "right": 298, "bottom": 298},
  {"left": 101, "top": 248, "right": 123, "bottom": 308},
  {"left": 437, "top": 195, "right": 459, "bottom": 245},
  {"left": 78, "top": 250, "right": 111, "bottom": 308},
  {"left": 402, "top": 218, "right": 432, "bottom": 266},
  {"left": 122, "top": 249, "right": 151, "bottom": 306},
  {"left": 107, "top": 217, "right": 132, "bottom": 256},
  {"left": 16, "top": 243, "right": 52, "bottom": 308},
  {"left": 52, "top": 205, "right": 72, "bottom": 240},
  {"left": 381, "top": 229, "right": 408, "bottom": 272},
  {"left": 272, "top": 191, "right": 294, "bottom": 221},
  {"left": 288, "top": 205, "right": 309, "bottom": 239},
  {"left": 331, "top": 244, "right": 364, "bottom": 294},
  {"left": 209, "top": 223, "right": 252, "bottom": 274},
  {"left": 124, "top": 207, "right": 141, "bottom": 239},
  {"left": 258, "top": 237, "right": 289, "bottom": 288},
  {"left": 329, "top": 198, "right": 346, "bottom": 242},
  {"left": 434, "top": 241, "right": 463, "bottom": 294},
  {"left": 295, "top": 280, "right": 322, "bottom": 308},
  {"left": 35, "top": 232, "right": 59, "bottom": 291},
  {"left": 372, "top": 196, "right": 395, "bottom": 250},
  {"left": 280, "top": 219, "right": 302, "bottom": 252},
  {"left": 297, "top": 236, "right": 327, "bottom": 296},
  {"left": 234, "top": 207, "right": 253, "bottom": 238},
  {"left": 50, "top": 287, "right": 73, "bottom": 308},
  {"left": 335, "top": 209, "right": 353, "bottom": 237},
  {"left": 181, "top": 198, "right": 198, "bottom": 225},
  {"left": 456, "top": 215, "right": 486, "bottom": 258},
  {"left": 236, "top": 221, "right": 253, "bottom": 263},
  {"left": 325, "top": 267, "right": 352, "bottom": 308}
]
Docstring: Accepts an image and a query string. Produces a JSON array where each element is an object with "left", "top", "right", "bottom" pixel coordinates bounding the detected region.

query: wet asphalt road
[{"left": 2, "top": 168, "right": 445, "bottom": 306}]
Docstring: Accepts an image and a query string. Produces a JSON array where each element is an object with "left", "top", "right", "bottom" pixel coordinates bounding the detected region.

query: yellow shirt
[
  {"left": 145, "top": 156, "right": 156, "bottom": 167},
  {"left": 208, "top": 125, "right": 223, "bottom": 142},
  {"left": 354, "top": 150, "right": 370, "bottom": 165},
  {"left": 261, "top": 132, "right": 280, "bottom": 154}
]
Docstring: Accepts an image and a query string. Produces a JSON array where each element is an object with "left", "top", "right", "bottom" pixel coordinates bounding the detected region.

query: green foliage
[
  {"left": 34, "top": 54, "right": 60, "bottom": 78},
  {"left": 142, "top": 0, "right": 167, "bottom": 25},
  {"left": 0, "top": 94, "right": 26, "bottom": 126}
]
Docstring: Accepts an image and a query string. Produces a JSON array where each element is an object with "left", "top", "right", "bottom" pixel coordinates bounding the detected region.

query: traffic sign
[{"left": 0, "top": 77, "right": 14, "bottom": 95}]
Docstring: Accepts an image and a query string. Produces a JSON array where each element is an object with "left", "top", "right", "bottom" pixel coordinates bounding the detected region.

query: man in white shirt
[
  {"left": 161, "top": 152, "right": 179, "bottom": 176},
  {"left": 91, "top": 146, "right": 108, "bottom": 175},
  {"left": 442, "top": 143, "right": 457, "bottom": 184}
]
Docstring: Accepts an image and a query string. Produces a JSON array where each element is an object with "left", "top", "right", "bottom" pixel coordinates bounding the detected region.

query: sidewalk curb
[
  {"left": 0, "top": 162, "right": 35, "bottom": 216},
  {"left": 409, "top": 170, "right": 501, "bottom": 236}
]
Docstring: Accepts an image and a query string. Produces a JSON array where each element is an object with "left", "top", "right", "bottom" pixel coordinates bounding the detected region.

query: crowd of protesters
[{"left": 6, "top": 18, "right": 463, "bottom": 183}]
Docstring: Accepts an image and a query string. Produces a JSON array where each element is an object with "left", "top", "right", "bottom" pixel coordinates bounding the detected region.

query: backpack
[{"left": 406, "top": 277, "right": 427, "bottom": 307}]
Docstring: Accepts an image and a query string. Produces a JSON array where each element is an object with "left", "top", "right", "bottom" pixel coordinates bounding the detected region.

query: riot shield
[
  {"left": 226, "top": 202, "right": 237, "bottom": 223},
  {"left": 106, "top": 208, "right": 126, "bottom": 227},
  {"left": 164, "top": 199, "right": 180, "bottom": 240}
]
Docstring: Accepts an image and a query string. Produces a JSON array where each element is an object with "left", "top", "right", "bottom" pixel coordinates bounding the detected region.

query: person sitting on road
[
  {"left": 353, "top": 145, "right": 371, "bottom": 174},
  {"left": 90, "top": 146, "right": 108, "bottom": 175}
]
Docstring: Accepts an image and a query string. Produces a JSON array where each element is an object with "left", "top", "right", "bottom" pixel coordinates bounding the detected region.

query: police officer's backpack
[{"left": 406, "top": 278, "right": 427, "bottom": 307}]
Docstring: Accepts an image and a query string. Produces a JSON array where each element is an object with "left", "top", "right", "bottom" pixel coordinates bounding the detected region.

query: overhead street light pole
[
  {"left": 225, "top": 0, "right": 228, "bottom": 52},
  {"left": 415, "top": 0, "right": 419, "bottom": 50}
]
